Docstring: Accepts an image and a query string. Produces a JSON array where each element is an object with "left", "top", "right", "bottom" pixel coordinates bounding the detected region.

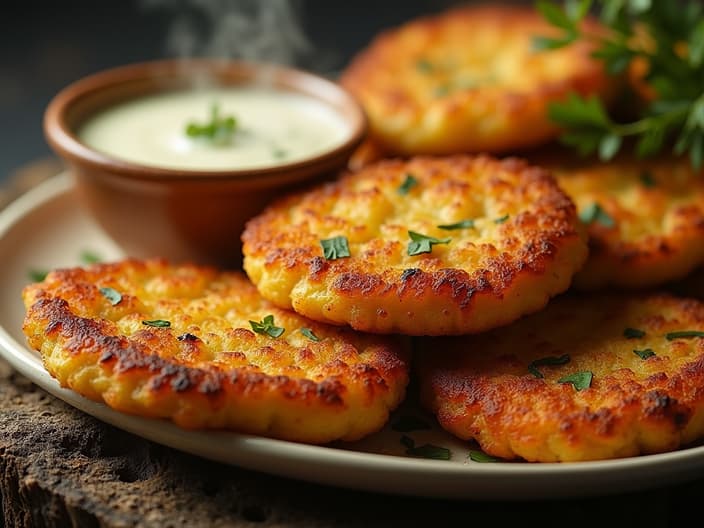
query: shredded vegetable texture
[{"left": 534, "top": 0, "right": 704, "bottom": 168}]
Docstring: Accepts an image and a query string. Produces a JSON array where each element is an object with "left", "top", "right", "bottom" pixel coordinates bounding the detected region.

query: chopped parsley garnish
[
  {"left": 400, "top": 268, "right": 421, "bottom": 281},
  {"left": 580, "top": 202, "right": 615, "bottom": 227},
  {"left": 557, "top": 371, "right": 593, "bottom": 391},
  {"left": 320, "top": 236, "right": 350, "bottom": 260},
  {"left": 457, "top": 78, "right": 480, "bottom": 90},
  {"left": 665, "top": 330, "right": 704, "bottom": 340},
  {"left": 397, "top": 173, "right": 419, "bottom": 195},
  {"left": 185, "top": 103, "right": 237, "bottom": 145},
  {"left": 28, "top": 269, "right": 48, "bottom": 282},
  {"left": 623, "top": 327, "right": 646, "bottom": 339},
  {"left": 80, "top": 250, "right": 101, "bottom": 264},
  {"left": 407, "top": 231, "right": 451, "bottom": 256},
  {"left": 400, "top": 435, "right": 451, "bottom": 460},
  {"left": 438, "top": 219, "right": 475, "bottom": 230},
  {"left": 433, "top": 85, "right": 451, "bottom": 97},
  {"left": 99, "top": 287, "right": 122, "bottom": 306},
  {"left": 249, "top": 315, "right": 285, "bottom": 338},
  {"left": 494, "top": 214, "right": 509, "bottom": 224},
  {"left": 415, "top": 58, "right": 434, "bottom": 73},
  {"left": 640, "top": 171, "right": 656, "bottom": 188},
  {"left": 468, "top": 450, "right": 500, "bottom": 463},
  {"left": 400, "top": 434, "right": 415, "bottom": 449},
  {"left": 300, "top": 327, "right": 320, "bottom": 342},
  {"left": 142, "top": 319, "right": 171, "bottom": 328},
  {"left": 272, "top": 148, "right": 288, "bottom": 159},
  {"left": 392, "top": 415, "right": 432, "bottom": 433},
  {"left": 633, "top": 348, "right": 656, "bottom": 360},
  {"left": 528, "top": 354, "right": 570, "bottom": 378}
]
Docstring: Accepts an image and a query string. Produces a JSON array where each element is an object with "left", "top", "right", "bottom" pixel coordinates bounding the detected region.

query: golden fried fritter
[
  {"left": 339, "top": 4, "right": 615, "bottom": 156},
  {"left": 347, "top": 137, "right": 390, "bottom": 172},
  {"left": 242, "top": 155, "right": 588, "bottom": 336},
  {"left": 21, "top": 258, "right": 410, "bottom": 444},
  {"left": 416, "top": 292, "right": 704, "bottom": 462},
  {"left": 537, "top": 152, "right": 704, "bottom": 290}
]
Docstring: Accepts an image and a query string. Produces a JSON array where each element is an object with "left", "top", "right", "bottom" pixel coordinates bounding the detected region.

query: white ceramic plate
[{"left": 3, "top": 173, "right": 704, "bottom": 500}]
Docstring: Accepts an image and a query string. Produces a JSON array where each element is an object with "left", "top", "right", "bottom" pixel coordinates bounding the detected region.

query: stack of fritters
[
  {"left": 242, "top": 2, "right": 704, "bottom": 461},
  {"left": 21, "top": 3, "right": 704, "bottom": 461}
]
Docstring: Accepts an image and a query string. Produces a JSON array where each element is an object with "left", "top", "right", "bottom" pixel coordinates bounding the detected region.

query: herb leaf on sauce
[
  {"left": 249, "top": 315, "right": 285, "bottom": 338},
  {"left": 557, "top": 370, "right": 593, "bottom": 391},
  {"left": 528, "top": 354, "right": 570, "bottom": 378},
  {"left": 320, "top": 236, "right": 350, "bottom": 260},
  {"left": 272, "top": 147, "right": 288, "bottom": 160},
  {"left": 185, "top": 103, "right": 237, "bottom": 145},
  {"left": 407, "top": 231, "right": 451, "bottom": 256},
  {"left": 494, "top": 214, "right": 510, "bottom": 224}
]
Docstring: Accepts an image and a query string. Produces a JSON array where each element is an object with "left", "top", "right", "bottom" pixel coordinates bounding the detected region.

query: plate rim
[{"left": 3, "top": 174, "right": 704, "bottom": 500}]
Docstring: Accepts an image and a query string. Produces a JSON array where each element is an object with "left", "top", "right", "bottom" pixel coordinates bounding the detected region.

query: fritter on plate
[
  {"left": 416, "top": 292, "right": 704, "bottom": 462},
  {"left": 242, "top": 155, "right": 588, "bottom": 336},
  {"left": 21, "top": 258, "right": 410, "bottom": 444},
  {"left": 538, "top": 153, "right": 704, "bottom": 290},
  {"left": 339, "top": 4, "right": 615, "bottom": 156}
]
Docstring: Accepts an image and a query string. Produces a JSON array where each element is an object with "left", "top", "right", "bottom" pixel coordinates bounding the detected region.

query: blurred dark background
[{"left": 0, "top": 0, "right": 530, "bottom": 183}]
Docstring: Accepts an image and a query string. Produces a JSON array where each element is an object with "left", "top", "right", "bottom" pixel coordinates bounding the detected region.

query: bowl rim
[{"left": 43, "top": 58, "right": 368, "bottom": 182}]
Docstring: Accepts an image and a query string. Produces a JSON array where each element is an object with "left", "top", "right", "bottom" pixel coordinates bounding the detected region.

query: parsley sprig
[
  {"left": 185, "top": 103, "right": 237, "bottom": 145},
  {"left": 249, "top": 315, "right": 285, "bottom": 338},
  {"left": 535, "top": 0, "right": 704, "bottom": 168}
]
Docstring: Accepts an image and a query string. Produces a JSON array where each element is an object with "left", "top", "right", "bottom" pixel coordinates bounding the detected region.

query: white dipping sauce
[{"left": 78, "top": 87, "right": 350, "bottom": 170}]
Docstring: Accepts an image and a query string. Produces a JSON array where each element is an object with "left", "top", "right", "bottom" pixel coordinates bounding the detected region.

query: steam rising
[{"left": 142, "top": 0, "right": 335, "bottom": 71}]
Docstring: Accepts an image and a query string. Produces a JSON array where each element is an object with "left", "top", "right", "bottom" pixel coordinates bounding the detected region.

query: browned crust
[
  {"left": 339, "top": 4, "right": 616, "bottom": 155},
  {"left": 242, "top": 155, "right": 588, "bottom": 335},
  {"left": 417, "top": 292, "right": 704, "bottom": 461},
  {"left": 21, "top": 259, "right": 410, "bottom": 443},
  {"left": 532, "top": 151, "right": 704, "bottom": 289},
  {"left": 30, "top": 296, "right": 354, "bottom": 405}
]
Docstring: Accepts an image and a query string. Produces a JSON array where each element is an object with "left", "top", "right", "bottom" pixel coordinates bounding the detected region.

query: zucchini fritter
[
  {"left": 417, "top": 293, "right": 704, "bottom": 462},
  {"left": 541, "top": 153, "right": 704, "bottom": 290},
  {"left": 242, "top": 155, "right": 588, "bottom": 336},
  {"left": 339, "top": 4, "right": 615, "bottom": 156},
  {"left": 21, "top": 259, "right": 410, "bottom": 444}
]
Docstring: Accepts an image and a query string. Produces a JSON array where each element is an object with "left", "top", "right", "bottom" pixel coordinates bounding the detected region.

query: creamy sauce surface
[{"left": 78, "top": 87, "right": 350, "bottom": 170}]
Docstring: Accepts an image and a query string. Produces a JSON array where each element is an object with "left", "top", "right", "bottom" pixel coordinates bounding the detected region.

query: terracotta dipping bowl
[{"left": 44, "top": 59, "right": 367, "bottom": 268}]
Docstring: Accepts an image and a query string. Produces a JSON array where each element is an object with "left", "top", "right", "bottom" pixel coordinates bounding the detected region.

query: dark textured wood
[{"left": 0, "top": 357, "right": 700, "bottom": 528}]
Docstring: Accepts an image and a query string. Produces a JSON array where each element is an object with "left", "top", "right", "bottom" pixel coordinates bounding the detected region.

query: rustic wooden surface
[
  {"left": 1, "top": 357, "right": 697, "bottom": 528},
  {"left": 0, "top": 161, "right": 701, "bottom": 527}
]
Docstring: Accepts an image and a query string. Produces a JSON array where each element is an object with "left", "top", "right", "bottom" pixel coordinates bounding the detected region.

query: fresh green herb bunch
[{"left": 534, "top": 0, "right": 704, "bottom": 168}]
